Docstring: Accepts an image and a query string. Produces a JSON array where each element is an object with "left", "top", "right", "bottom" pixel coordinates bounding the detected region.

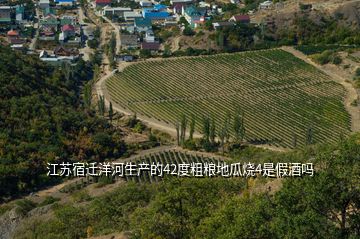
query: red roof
[
  {"left": 232, "top": 15, "right": 250, "bottom": 22},
  {"left": 7, "top": 30, "right": 19, "bottom": 36},
  {"left": 95, "top": 0, "right": 111, "bottom": 3},
  {"left": 62, "top": 24, "right": 75, "bottom": 32}
]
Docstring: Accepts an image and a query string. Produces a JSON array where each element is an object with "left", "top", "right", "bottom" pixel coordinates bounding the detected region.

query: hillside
[{"left": 0, "top": 46, "right": 126, "bottom": 201}]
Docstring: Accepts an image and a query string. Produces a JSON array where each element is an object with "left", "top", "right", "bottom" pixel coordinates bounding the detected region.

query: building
[
  {"left": 39, "top": 0, "right": 50, "bottom": 9},
  {"left": 102, "top": 6, "right": 132, "bottom": 17},
  {"left": 259, "top": 0, "right": 273, "bottom": 10},
  {"left": 170, "top": 0, "right": 193, "bottom": 4},
  {"left": 15, "top": 5, "right": 25, "bottom": 23},
  {"left": 144, "top": 29, "right": 155, "bottom": 42},
  {"left": 142, "top": 5, "right": 170, "bottom": 20},
  {"left": 54, "top": 46, "right": 79, "bottom": 56},
  {"left": 123, "top": 11, "right": 143, "bottom": 22},
  {"left": 120, "top": 34, "right": 138, "bottom": 49},
  {"left": 43, "top": 7, "right": 55, "bottom": 17},
  {"left": 141, "top": 42, "right": 160, "bottom": 51},
  {"left": 229, "top": 15, "right": 250, "bottom": 24},
  {"left": 55, "top": 0, "right": 76, "bottom": 6},
  {"left": 7, "top": 30, "right": 25, "bottom": 44},
  {"left": 0, "top": 6, "right": 11, "bottom": 24},
  {"left": 212, "top": 21, "right": 234, "bottom": 30},
  {"left": 183, "top": 5, "right": 206, "bottom": 28},
  {"left": 134, "top": 17, "right": 152, "bottom": 32},
  {"left": 39, "top": 50, "right": 77, "bottom": 64},
  {"left": 95, "top": 0, "right": 111, "bottom": 8},
  {"left": 140, "top": 0, "right": 152, "bottom": 7}
]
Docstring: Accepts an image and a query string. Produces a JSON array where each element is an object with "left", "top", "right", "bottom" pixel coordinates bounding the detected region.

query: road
[{"left": 29, "top": 7, "right": 40, "bottom": 51}]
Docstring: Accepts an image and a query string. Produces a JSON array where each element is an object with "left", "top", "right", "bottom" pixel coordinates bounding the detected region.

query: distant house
[
  {"left": 0, "top": 6, "right": 11, "bottom": 24},
  {"left": 61, "top": 24, "right": 75, "bottom": 38},
  {"left": 39, "top": 0, "right": 50, "bottom": 9},
  {"left": 15, "top": 5, "right": 25, "bottom": 23},
  {"left": 60, "top": 16, "right": 77, "bottom": 26},
  {"left": 102, "top": 6, "right": 132, "bottom": 17},
  {"left": 142, "top": 5, "right": 170, "bottom": 21},
  {"left": 171, "top": 3, "right": 187, "bottom": 15},
  {"left": 95, "top": 0, "right": 111, "bottom": 8},
  {"left": 144, "top": 29, "right": 155, "bottom": 42},
  {"left": 54, "top": 46, "right": 79, "bottom": 56},
  {"left": 229, "top": 15, "right": 250, "bottom": 24},
  {"left": 141, "top": 42, "right": 160, "bottom": 51},
  {"left": 259, "top": 0, "right": 273, "bottom": 10},
  {"left": 55, "top": 0, "right": 76, "bottom": 6},
  {"left": 40, "top": 16, "right": 59, "bottom": 31},
  {"left": 134, "top": 17, "right": 152, "bottom": 32},
  {"left": 39, "top": 50, "right": 77, "bottom": 64},
  {"left": 123, "top": 11, "right": 143, "bottom": 22},
  {"left": 117, "top": 54, "right": 134, "bottom": 62},
  {"left": 139, "top": 0, "right": 152, "bottom": 7},
  {"left": 212, "top": 21, "right": 234, "bottom": 30},
  {"left": 170, "top": 0, "right": 193, "bottom": 4},
  {"left": 43, "top": 7, "right": 55, "bottom": 17},
  {"left": 7, "top": 29, "right": 25, "bottom": 44},
  {"left": 120, "top": 34, "right": 138, "bottom": 49},
  {"left": 183, "top": 5, "right": 206, "bottom": 28}
]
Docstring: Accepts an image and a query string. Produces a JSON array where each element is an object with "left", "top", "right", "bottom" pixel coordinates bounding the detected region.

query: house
[
  {"left": 95, "top": 0, "right": 111, "bottom": 8},
  {"left": 120, "top": 34, "right": 138, "bottom": 49},
  {"left": 39, "top": 16, "right": 59, "bottom": 31},
  {"left": 170, "top": 0, "right": 193, "bottom": 4},
  {"left": 140, "top": 0, "right": 152, "bottom": 7},
  {"left": 171, "top": 3, "right": 187, "bottom": 15},
  {"left": 0, "top": 6, "right": 11, "bottom": 24},
  {"left": 117, "top": 54, "right": 134, "bottom": 62},
  {"left": 39, "top": 50, "right": 77, "bottom": 64},
  {"left": 61, "top": 24, "right": 76, "bottom": 38},
  {"left": 7, "top": 29, "right": 25, "bottom": 44},
  {"left": 60, "top": 15, "right": 77, "bottom": 26},
  {"left": 144, "top": 29, "right": 155, "bottom": 42},
  {"left": 229, "top": 15, "right": 250, "bottom": 24},
  {"left": 54, "top": 46, "right": 79, "bottom": 56},
  {"left": 134, "top": 17, "right": 152, "bottom": 32},
  {"left": 39, "top": 0, "right": 50, "bottom": 9},
  {"left": 43, "top": 7, "right": 55, "bottom": 17},
  {"left": 259, "top": 0, "right": 273, "bottom": 10},
  {"left": 102, "top": 6, "right": 132, "bottom": 17},
  {"left": 142, "top": 5, "right": 170, "bottom": 21},
  {"left": 183, "top": 5, "right": 206, "bottom": 28},
  {"left": 15, "top": 5, "right": 25, "bottom": 23},
  {"left": 141, "top": 42, "right": 160, "bottom": 51},
  {"left": 212, "top": 21, "right": 234, "bottom": 30},
  {"left": 55, "top": 0, "right": 76, "bottom": 6},
  {"left": 123, "top": 11, "right": 143, "bottom": 22}
]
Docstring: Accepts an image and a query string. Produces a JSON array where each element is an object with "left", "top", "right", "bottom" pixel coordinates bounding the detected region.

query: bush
[
  {"left": 183, "top": 26, "right": 195, "bottom": 36},
  {"left": 15, "top": 199, "right": 37, "bottom": 216},
  {"left": 38, "top": 196, "right": 60, "bottom": 207}
]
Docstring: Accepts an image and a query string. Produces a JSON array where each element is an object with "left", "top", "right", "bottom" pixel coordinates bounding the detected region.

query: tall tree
[
  {"left": 189, "top": 114, "right": 195, "bottom": 140},
  {"left": 202, "top": 115, "right": 210, "bottom": 143},
  {"left": 108, "top": 101, "right": 114, "bottom": 122},
  {"left": 210, "top": 117, "right": 216, "bottom": 144},
  {"left": 180, "top": 114, "right": 187, "bottom": 144}
]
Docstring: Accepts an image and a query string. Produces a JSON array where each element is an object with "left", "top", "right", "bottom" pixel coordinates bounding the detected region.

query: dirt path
[{"left": 282, "top": 46, "right": 360, "bottom": 133}]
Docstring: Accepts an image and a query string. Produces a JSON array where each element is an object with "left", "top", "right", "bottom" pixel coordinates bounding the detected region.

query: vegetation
[
  {"left": 0, "top": 46, "right": 126, "bottom": 201},
  {"left": 13, "top": 135, "right": 360, "bottom": 239},
  {"left": 106, "top": 49, "right": 350, "bottom": 148}
]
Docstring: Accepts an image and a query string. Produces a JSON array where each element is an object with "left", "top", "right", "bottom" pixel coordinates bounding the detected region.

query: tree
[
  {"left": 108, "top": 101, "right": 114, "bottom": 122},
  {"left": 233, "top": 108, "right": 245, "bottom": 143},
  {"left": 306, "top": 126, "right": 313, "bottom": 145},
  {"left": 175, "top": 122, "right": 180, "bottom": 146},
  {"left": 98, "top": 95, "right": 106, "bottom": 116},
  {"left": 209, "top": 117, "right": 216, "bottom": 144},
  {"left": 180, "top": 114, "right": 187, "bottom": 145},
  {"left": 183, "top": 26, "right": 195, "bottom": 36},
  {"left": 202, "top": 116, "right": 210, "bottom": 143},
  {"left": 189, "top": 114, "right": 195, "bottom": 140}
]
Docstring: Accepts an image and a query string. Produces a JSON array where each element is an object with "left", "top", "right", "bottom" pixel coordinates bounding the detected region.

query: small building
[
  {"left": 102, "top": 6, "right": 132, "bottom": 17},
  {"left": 171, "top": 3, "right": 187, "bottom": 15},
  {"left": 95, "top": 0, "right": 111, "bottom": 8},
  {"left": 0, "top": 6, "right": 11, "bottom": 24},
  {"left": 39, "top": 0, "right": 50, "bottom": 9},
  {"left": 60, "top": 15, "right": 77, "bottom": 26},
  {"left": 142, "top": 5, "right": 170, "bottom": 20},
  {"left": 144, "top": 29, "right": 155, "bottom": 42},
  {"left": 212, "top": 21, "right": 234, "bottom": 30},
  {"left": 134, "top": 17, "right": 152, "bottom": 32},
  {"left": 15, "top": 5, "right": 25, "bottom": 23},
  {"left": 54, "top": 46, "right": 79, "bottom": 56},
  {"left": 117, "top": 54, "right": 134, "bottom": 62},
  {"left": 123, "top": 11, "right": 143, "bottom": 22},
  {"left": 183, "top": 5, "right": 206, "bottom": 28},
  {"left": 61, "top": 24, "right": 76, "bottom": 38},
  {"left": 139, "top": 0, "right": 152, "bottom": 7},
  {"left": 7, "top": 30, "right": 25, "bottom": 44},
  {"left": 120, "top": 34, "right": 138, "bottom": 49},
  {"left": 229, "top": 15, "right": 250, "bottom": 24},
  {"left": 40, "top": 16, "right": 59, "bottom": 31},
  {"left": 55, "top": 0, "right": 75, "bottom": 6},
  {"left": 170, "top": 0, "right": 193, "bottom": 4},
  {"left": 259, "top": 0, "right": 273, "bottom": 10},
  {"left": 43, "top": 7, "right": 55, "bottom": 17},
  {"left": 141, "top": 42, "right": 160, "bottom": 51}
]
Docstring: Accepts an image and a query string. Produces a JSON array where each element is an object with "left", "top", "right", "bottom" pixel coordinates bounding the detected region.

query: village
[{"left": 0, "top": 0, "right": 284, "bottom": 65}]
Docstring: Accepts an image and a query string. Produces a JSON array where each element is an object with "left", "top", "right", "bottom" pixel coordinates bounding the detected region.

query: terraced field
[{"left": 106, "top": 49, "right": 351, "bottom": 148}]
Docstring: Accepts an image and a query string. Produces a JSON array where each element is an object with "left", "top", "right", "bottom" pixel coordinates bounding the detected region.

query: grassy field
[{"left": 106, "top": 49, "right": 351, "bottom": 148}]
